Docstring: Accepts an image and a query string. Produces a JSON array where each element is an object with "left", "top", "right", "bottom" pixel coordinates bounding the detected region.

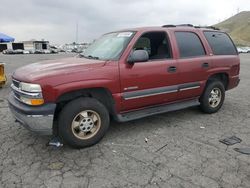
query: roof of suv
[{"left": 119, "top": 25, "right": 221, "bottom": 33}]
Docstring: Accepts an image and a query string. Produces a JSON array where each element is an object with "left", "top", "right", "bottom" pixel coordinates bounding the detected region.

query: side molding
[{"left": 122, "top": 82, "right": 201, "bottom": 100}]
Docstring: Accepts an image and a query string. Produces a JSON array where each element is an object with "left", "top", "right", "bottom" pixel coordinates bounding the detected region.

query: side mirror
[{"left": 127, "top": 50, "right": 149, "bottom": 64}]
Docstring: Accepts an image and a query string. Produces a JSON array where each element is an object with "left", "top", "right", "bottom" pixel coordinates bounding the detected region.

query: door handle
[
  {"left": 202, "top": 62, "right": 209, "bottom": 68},
  {"left": 168, "top": 66, "right": 177, "bottom": 73}
]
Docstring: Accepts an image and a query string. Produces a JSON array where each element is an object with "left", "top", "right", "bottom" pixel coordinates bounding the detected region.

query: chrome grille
[
  {"left": 12, "top": 79, "right": 21, "bottom": 101},
  {"left": 11, "top": 79, "right": 43, "bottom": 102},
  {"left": 12, "top": 79, "right": 20, "bottom": 89}
]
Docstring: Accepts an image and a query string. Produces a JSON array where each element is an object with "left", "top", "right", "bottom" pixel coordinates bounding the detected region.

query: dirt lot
[{"left": 0, "top": 54, "right": 249, "bottom": 188}]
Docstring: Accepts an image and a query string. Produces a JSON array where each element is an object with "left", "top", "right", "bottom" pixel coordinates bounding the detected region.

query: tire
[
  {"left": 58, "top": 97, "right": 110, "bottom": 148},
  {"left": 200, "top": 80, "right": 225, "bottom": 114}
]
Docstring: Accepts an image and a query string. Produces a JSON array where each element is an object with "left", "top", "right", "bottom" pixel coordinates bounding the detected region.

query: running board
[{"left": 115, "top": 99, "right": 200, "bottom": 122}]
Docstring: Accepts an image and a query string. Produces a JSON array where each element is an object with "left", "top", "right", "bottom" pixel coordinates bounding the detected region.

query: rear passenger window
[
  {"left": 204, "top": 31, "right": 237, "bottom": 55},
  {"left": 175, "top": 32, "right": 205, "bottom": 58}
]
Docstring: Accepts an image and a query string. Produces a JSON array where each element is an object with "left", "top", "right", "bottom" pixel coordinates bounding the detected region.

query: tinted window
[
  {"left": 204, "top": 31, "right": 237, "bottom": 55},
  {"left": 175, "top": 32, "right": 205, "bottom": 58}
]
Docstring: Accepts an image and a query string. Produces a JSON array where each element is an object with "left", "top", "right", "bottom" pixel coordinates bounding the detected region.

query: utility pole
[
  {"left": 76, "top": 21, "right": 78, "bottom": 44},
  {"left": 237, "top": 7, "right": 240, "bottom": 14}
]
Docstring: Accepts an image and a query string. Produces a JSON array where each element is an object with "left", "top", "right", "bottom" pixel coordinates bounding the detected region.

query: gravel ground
[{"left": 0, "top": 53, "right": 249, "bottom": 188}]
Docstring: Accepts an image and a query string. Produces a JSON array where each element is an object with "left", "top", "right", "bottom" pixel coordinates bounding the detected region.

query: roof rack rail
[
  {"left": 162, "top": 25, "right": 176, "bottom": 28},
  {"left": 194, "top": 26, "right": 220, "bottom": 30},
  {"left": 162, "top": 24, "right": 220, "bottom": 30},
  {"left": 176, "top": 24, "right": 194, "bottom": 27},
  {"left": 162, "top": 24, "right": 194, "bottom": 28}
]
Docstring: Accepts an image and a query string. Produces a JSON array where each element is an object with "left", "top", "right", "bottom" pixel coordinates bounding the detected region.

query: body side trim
[{"left": 123, "top": 82, "right": 201, "bottom": 100}]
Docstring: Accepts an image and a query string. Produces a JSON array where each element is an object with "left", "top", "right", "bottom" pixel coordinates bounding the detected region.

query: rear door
[
  {"left": 173, "top": 31, "right": 212, "bottom": 100},
  {"left": 119, "top": 31, "right": 180, "bottom": 111}
]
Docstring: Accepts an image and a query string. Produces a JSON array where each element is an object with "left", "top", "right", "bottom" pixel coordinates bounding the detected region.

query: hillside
[{"left": 215, "top": 11, "right": 250, "bottom": 46}]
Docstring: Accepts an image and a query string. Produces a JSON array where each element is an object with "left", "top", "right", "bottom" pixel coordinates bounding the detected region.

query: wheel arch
[
  {"left": 206, "top": 72, "right": 229, "bottom": 90},
  {"left": 53, "top": 87, "right": 116, "bottom": 135}
]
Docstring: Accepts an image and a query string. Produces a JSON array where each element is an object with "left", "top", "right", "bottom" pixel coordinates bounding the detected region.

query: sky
[{"left": 0, "top": 0, "right": 250, "bottom": 44}]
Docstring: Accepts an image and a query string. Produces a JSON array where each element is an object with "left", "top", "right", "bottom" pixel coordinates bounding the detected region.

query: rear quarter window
[{"left": 204, "top": 31, "right": 237, "bottom": 55}]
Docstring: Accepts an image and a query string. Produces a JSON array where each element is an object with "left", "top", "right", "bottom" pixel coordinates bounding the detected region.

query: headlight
[
  {"left": 20, "top": 82, "right": 42, "bottom": 92},
  {"left": 18, "top": 82, "right": 44, "bottom": 105}
]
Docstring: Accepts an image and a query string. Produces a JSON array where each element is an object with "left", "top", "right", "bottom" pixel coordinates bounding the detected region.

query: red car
[{"left": 9, "top": 25, "right": 240, "bottom": 148}]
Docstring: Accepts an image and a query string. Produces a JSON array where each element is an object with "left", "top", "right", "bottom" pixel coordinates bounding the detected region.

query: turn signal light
[
  {"left": 20, "top": 96, "right": 44, "bottom": 106},
  {"left": 30, "top": 99, "right": 44, "bottom": 106}
]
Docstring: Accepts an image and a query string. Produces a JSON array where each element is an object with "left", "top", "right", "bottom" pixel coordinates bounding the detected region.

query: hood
[{"left": 13, "top": 57, "right": 106, "bottom": 82}]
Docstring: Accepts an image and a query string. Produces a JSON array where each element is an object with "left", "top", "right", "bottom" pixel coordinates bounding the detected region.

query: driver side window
[
  {"left": 133, "top": 32, "right": 172, "bottom": 60},
  {"left": 133, "top": 37, "right": 151, "bottom": 55}
]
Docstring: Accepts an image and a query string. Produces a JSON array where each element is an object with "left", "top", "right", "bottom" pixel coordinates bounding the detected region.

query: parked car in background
[
  {"left": 3, "top": 49, "right": 23, "bottom": 54},
  {"left": 9, "top": 25, "right": 240, "bottom": 148},
  {"left": 50, "top": 46, "right": 59, "bottom": 54},
  {"left": 23, "top": 50, "right": 30, "bottom": 54},
  {"left": 237, "top": 47, "right": 250, "bottom": 53},
  {"left": 245, "top": 47, "right": 250, "bottom": 53},
  {"left": 2, "top": 49, "right": 15, "bottom": 54},
  {"left": 2, "top": 49, "right": 59, "bottom": 55},
  {"left": 43, "top": 50, "right": 51, "bottom": 54}
]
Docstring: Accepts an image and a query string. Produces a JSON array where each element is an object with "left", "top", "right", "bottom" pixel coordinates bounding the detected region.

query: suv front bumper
[{"left": 8, "top": 92, "right": 56, "bottom": 135}]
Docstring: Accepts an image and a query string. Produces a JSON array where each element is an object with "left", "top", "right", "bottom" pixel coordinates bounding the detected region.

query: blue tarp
[{"left": 0, "top": 33, "right": 15, "bottom": 42}]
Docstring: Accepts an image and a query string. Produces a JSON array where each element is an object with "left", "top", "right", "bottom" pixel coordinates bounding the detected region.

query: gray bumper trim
[{"left": 8, "top": 92, "right": 55, "bottom": 135}]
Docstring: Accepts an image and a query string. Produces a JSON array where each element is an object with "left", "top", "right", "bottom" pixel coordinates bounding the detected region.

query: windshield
[{"left": 80, "top": 31, "right": 135, "bottom": 60}]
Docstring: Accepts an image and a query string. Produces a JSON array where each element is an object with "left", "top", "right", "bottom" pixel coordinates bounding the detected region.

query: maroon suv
[{"left": 8, "top": 25, "right": 240, "bottom": 148}]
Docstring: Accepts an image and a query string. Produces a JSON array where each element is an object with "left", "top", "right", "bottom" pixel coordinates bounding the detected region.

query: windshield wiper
[
  {"left": 79, "top": 54, "right": 99, "bottom": 60},
  {"left": 87, "top": 55, "right": 99, "bottom": 59},
  {"left": 79, "top": 53, "right": 86, "bottom": 58}
]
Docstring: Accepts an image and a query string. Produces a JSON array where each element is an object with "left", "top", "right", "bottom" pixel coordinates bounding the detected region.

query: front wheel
[
  {"left": 200, "top": 81, "right": 225, "bottom": 114},
  {"left": 58, "top": 97, "right": 110, "bottom": 148}
]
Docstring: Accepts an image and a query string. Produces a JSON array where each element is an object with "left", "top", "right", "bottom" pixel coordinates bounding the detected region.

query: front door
[{"left": 119, "top": 31, "right": 180, "bottom": 111}]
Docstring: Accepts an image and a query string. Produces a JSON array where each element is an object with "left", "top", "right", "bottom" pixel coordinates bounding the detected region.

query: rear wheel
[
  {"left": 200, "top": 81, "right": 225, "bottom": 113},
  {"left": 58, "top": 97, "right": 110, "bottom": 148}
]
